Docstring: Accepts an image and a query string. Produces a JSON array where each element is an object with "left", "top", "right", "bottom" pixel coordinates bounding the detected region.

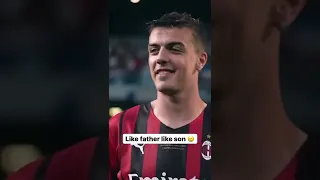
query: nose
[
  {"left": 156, "top": 47, "right": 170, "bottom": 65},
  {"left": 156, "top": 58, "right": 169, "bottom": 65}
]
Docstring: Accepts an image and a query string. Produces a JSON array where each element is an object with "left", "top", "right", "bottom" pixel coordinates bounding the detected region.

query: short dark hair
[{"left": 147, "top": 12, "right": 206, "bottom": 52}]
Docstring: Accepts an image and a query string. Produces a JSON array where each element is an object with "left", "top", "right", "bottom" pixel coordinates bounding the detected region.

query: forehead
[{"left": 149, "top": 27, "right": 195, "bottom": 46}]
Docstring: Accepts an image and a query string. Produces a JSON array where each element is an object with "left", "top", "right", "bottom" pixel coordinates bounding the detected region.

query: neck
[
  {"left": 153, "top": 85, "right": 206, "bottom": 126},
  {"left": 213, "top": 24, "right": 280, "bottom": 97},
  {"left": 212, "top": 25, "right": 307, "bottom": 179},
  {"left": 212, "top": 24, "right": 291, "bottom": 126}
]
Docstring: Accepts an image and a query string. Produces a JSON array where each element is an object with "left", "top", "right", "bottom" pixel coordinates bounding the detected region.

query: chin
[{"left": 157, "top": 85, "right": 179, "bottom": 96}]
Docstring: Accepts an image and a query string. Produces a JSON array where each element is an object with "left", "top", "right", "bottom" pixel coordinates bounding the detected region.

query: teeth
[{"left": 157, "top": 70, "right": 174, "bottom": 74}]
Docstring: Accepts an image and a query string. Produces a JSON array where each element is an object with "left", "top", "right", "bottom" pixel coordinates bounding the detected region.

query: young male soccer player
[{"left": 109, "top": 12, "right": 211, "bottom": 180}]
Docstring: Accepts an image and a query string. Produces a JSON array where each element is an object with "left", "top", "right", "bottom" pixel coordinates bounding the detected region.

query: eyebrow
[{"left": 148, "top": 41, "right": 185, "bottom": 48}]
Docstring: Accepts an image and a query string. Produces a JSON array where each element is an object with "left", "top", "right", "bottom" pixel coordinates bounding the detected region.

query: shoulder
[
  {"left": 7, "top": 137, "right": 99, "bottom": 180},
  {"left": 46, "top": 137, "right": 98, "bottom": 178},
  {"left": 109, "top": 104, "right": 143, "bottom": 131},
  {"left": 109, "top": 104, "right": 148, "bottom": 147},
  {"left": 6, "top": 158, "right": 44, "bottom": 180}
]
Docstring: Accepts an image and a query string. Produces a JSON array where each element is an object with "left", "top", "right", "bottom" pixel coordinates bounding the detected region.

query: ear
[
  {"left": 197, "top": 52, "right": 208, "bottom": 71},
  {"left": 272, "top": 0, "right": 306, "bottom": 28}
]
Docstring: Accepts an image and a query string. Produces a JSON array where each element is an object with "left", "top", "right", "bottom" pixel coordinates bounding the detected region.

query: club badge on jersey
[{"left": 202, "top": 134, "right": 211, "bottom": 161}]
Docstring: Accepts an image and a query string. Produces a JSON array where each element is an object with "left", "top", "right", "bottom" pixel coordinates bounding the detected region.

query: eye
[
  {"left": 149, "top": 47, "right": 159, "bottom": 54},
  {"left": 170, "top": 45, "right": 184, "bottom": 53},
  {"left": 168, "top": 44, "right": 184, "bottom": 53},
  {"left": 172, "top": 46, "right": 181, "bottom": 51},
  {"left": 150, "top": 48, "right": 157, "bottom": 52},
  {"left": 149, "top": 46, "right": 160, "bottom": 53}
]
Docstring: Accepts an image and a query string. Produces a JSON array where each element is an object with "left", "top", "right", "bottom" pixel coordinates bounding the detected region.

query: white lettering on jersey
[{"left": 128, "top": 172, "right": 198, "bottom": 180}]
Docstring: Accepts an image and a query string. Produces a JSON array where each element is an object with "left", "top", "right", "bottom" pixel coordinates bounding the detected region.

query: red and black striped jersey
[
  {"left": 109, "top": 104, "right": 212, "bottom": 180},
  {"left": 5, "top": 104, "right": 319, "bottom": 180}
]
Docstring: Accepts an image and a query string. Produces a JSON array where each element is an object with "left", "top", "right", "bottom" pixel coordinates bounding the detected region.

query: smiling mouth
[{"left": 155, "top": 69, "right": 176, "bottom": 74}]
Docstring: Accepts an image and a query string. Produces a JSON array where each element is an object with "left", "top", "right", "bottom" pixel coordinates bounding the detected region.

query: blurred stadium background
[
  {"left": 0, "top": 0, "right": 107, "bottom": 177},
  {"left": 0, "top": 0, "right": 319, "bottom": 178}
]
